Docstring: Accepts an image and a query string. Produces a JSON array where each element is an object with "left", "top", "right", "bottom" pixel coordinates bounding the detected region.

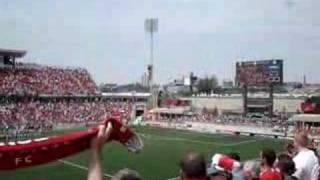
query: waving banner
[{"left": 0, "top": 118, "right": 143, "bottom": 170}]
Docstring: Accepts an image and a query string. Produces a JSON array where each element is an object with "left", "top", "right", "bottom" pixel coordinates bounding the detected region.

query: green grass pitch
[{"left": 0, "top": 126, "right": 287, "bottom": 180}]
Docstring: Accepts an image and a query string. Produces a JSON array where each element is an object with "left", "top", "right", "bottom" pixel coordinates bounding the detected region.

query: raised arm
[{"left": 87, "top": 123, "right": 113, "bottom": 180}]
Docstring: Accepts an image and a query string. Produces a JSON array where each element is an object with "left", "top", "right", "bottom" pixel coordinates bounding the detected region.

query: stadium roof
[
  {"left": 291, "top": 114, "right": 320, "bottom": 123},
  {"left": 0, "top": 48, "right": 27, "bottom": 58}
]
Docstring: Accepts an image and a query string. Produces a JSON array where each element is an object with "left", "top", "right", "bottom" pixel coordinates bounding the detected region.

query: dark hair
[
  {"left": 277, "top": 153, "right": 291, "bottom": 162},
  {"left": 285, "top": 142, "right": 294, "bottom": 152},
  {"left": 180, "top": 152, "right": 207, "bottom": 178},
  {"left": 280, "top": 161, "right": 296, "bottom": 176},
  {"left": 261, "top": 148, "right": 277, "bottom": 167},
  {"left": 227, "top": 152, "right": 240, "bottom": 161},
  {"left": 277, "top": 154, "right": 296, "bottom": 176}
]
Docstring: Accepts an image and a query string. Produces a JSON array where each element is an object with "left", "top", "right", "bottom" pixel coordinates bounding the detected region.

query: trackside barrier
[
  {"left": 145, "top": 122, "right": 295, "bottom": 140},
  {"left": 231, "top": 131, "right": 289, "bottom": 140}
]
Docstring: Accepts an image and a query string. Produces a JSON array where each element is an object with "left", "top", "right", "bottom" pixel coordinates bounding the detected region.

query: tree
[
  {"left": 212, "top": 106, "right": 219, "bottom": 117},
  {"left": 189, "top": 72, "right": 198, "bottom": 93},
  {"left": 196, "top": 75, "right": 218, "bottom": 95}
]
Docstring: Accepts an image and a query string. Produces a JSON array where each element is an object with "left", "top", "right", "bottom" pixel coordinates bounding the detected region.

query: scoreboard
[{"left": 235, "top": 60, "right": 283, "bottom": 86}]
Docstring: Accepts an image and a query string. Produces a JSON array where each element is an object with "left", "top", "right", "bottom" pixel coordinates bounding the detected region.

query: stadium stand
[
  {"left": 0, "top": 50, "right": 134, "bottom": 141},
  {"left": 0, "top": 99, "right": 132, "bottom": 124},
  {"left": 0, "top": 65, "right": 100, "bottom": 96}
]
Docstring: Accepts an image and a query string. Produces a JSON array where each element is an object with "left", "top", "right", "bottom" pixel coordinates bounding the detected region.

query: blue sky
[{"left": 0, "top": 0, "right": 319, "bottom": 84}]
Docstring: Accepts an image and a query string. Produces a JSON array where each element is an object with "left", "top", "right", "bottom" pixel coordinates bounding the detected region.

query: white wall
[{"left": 185, "top": 97, "right": 303, "bottom": 113}]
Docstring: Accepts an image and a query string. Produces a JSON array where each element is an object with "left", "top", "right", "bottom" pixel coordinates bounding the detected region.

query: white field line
[
  {"left": 140, "top": 133, "right": 215, "bottom": 145},
  {"left": 59, "top": 160, "right": 113, "bottom": 178},
  {"left": 220, "top": 139, "right": 258, "bottom": 147},
  {"left": 153, "top": 129, "right": 233, "bottom": 139},
  {"left": 139, "top": 133, "right": 258, "bottom": 147},
  {"left": 167, "top": 176, "right": 180, "bottom": 180}
]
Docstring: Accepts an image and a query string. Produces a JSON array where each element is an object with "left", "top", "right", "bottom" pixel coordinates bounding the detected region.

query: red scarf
[{"left": 0, "top": 118, "right": 143, "bottom": 170}]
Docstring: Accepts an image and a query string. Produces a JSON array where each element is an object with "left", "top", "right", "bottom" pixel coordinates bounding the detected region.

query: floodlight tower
[{"left": 145, "top": 18, "right": 158, "bottom": 108}]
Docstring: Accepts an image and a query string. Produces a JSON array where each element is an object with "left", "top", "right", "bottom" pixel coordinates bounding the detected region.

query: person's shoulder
[
  {"left": 305, "top": 148, "right": 315, "bottom": 154},
  {"left": 295, "top": 149, "right": 315, "bottom": 160},
  {"left": 293, "top": 151, "right": 305, "bottom": 163},
  {"left": 274, "top": 170, "right": 282, "bottom": 179},
  {"left": 260, "top": 170, "right": 281, "bottom": 180},
  {"left": 305, "top": 149, "right": 319, "bottom": 161}
]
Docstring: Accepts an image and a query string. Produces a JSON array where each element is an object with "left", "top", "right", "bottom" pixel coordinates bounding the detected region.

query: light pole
[{"left": 145, "top": 18, "right": 158, "bottom": 108}]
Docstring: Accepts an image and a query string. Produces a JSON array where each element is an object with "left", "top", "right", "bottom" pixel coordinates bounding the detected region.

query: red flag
[{"left": 0, "top": 118, "right": 143, "bottom": 170}]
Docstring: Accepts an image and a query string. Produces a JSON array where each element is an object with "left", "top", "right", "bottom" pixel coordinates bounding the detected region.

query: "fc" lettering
[{"left": 15, "top": 155, "right": 32, "bottom": 165}]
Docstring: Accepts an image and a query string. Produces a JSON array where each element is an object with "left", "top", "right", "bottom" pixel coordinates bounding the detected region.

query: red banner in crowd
[{"left": 0, "top": 118, "right": 143, "bottom": 170}]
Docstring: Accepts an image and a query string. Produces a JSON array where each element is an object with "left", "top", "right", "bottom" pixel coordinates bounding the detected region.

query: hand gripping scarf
[{"left": 0, "top": 118, "right": 143, "bottom": 170}]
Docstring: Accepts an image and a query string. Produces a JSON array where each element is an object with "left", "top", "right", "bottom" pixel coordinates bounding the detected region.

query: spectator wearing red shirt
[{"left": 260, "top": 148, "right": 282, "bottom": 180}]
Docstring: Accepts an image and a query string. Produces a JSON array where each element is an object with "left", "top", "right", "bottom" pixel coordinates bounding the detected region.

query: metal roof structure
[
  {"left": 0, "top": 48, "right": 26, "bottom": 58},
  {"left": 291, "top": 114, "right": 320, "bottom": 123}
]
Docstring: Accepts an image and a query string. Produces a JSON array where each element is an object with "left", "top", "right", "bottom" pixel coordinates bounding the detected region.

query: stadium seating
[
  {"left": 0, "top": 65, "right": 100, "bottom": 96},
  {"left": 0, "top": 100, "right": 133, "bottom": 133},
  {"left": 0, "top": 63, "right": 134, "bottom": 136}
]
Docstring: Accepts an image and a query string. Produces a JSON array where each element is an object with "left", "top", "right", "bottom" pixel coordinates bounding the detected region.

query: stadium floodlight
[
  {"left": 144, "top": 18, "right": 158, "bottom": 85},
  {"left": 144, "top": 18, "right": 158, "bottom": 108},
  {"left": 145, "top": 18, "right": 158, "bottom": 34}
]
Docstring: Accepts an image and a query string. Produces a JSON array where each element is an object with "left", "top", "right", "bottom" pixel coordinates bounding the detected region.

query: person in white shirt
[{"left": 293, "top": 131, "right": 319, "bottom": 180}]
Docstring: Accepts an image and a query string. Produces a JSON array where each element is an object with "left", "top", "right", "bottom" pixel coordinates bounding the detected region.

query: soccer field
[{"left": 0, "top": 126, "right": 287, "bottom": 180}]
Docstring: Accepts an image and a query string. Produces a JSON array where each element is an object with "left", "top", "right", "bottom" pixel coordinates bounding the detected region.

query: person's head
[
  {"left": 112, "top": 168, "right": 141, "bottom": 180},
  {"left": 260, "top": 148, "right": 276, "bottom": 168},
  {"left": 285, "top": 142, "right": 295, "bottom": 156},
  {"left": 294, "top": 131, "right": 309, "bottom": 150},
  {"left": 276, "top": 153, "right": 296, "bottom": 176},
  {"left": 180, "top": 152, "right": 207, "bottom": 180},
  {"left": 277, "top": 153, "right": 291, "bottom": 163},
  {"left": 242, "top": 160, "right": 260, "bottom": 180}
]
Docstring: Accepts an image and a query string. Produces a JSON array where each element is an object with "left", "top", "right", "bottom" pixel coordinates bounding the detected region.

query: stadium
[
  {"left": 1, "top": 1, "right": 320, "bottom": 180},
  {"left": 0, "top": 48, "right": 319, "bottom": 180}
]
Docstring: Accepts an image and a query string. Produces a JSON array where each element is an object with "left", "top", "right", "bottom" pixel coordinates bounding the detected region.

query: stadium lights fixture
[{"left": 144, "top": 18, "right": 158, "bottom": 108}]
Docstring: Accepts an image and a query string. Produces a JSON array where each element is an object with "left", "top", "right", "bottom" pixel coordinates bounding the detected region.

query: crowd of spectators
[
  {"left": 0, "top": 65, "right": 100, "bottom": 96},
  {"left": 0, "top": 99, "right": 133, "bottom": 136},
  {"left": 0, "top": 63, "right": 137, "bottom": 141}
]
